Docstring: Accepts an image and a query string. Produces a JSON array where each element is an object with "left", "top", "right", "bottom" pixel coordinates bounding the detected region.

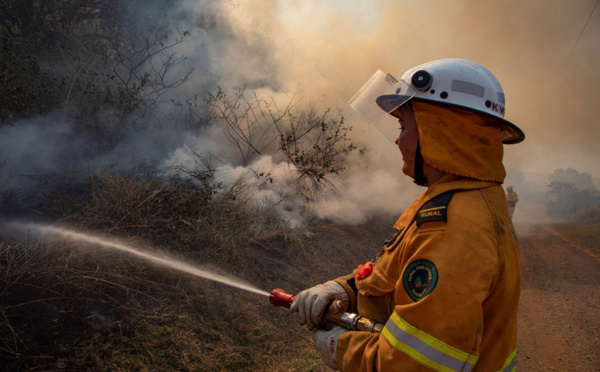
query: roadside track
[{"left": 516, "top": 224, "right": 600, "bottom": 371}]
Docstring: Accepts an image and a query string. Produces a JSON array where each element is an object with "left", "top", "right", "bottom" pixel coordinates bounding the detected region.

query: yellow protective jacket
[{"left": 334, "top": 175, "right": 520, "bottom": 372}]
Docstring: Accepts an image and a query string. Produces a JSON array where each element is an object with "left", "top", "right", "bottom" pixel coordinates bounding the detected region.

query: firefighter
[
  {"left": 291, "top": 59, "right": 525, "bottom": 371},
  {"left": 505, "top": 185, "right": 519, "bottom": 219}
]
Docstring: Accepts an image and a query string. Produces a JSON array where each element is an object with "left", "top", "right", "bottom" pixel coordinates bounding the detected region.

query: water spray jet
[
  {"left": 3, "top": 220, "right": 382, "bottom": 333},
  {"left": 7, "top": 221, "right": 269, "bottom": 297}
]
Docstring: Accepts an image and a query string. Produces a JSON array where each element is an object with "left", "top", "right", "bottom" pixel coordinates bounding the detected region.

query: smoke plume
[{"left": 1, "top": 0, "right": 598, "bottom": 225}]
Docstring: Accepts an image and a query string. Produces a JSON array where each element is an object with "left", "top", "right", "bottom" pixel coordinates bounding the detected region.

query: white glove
[
  {"left": 313, "top": 326, "right": 348, "bottom": 370},
  {"left": 290, "top": 281, "right": 349, "bottom": 331}
]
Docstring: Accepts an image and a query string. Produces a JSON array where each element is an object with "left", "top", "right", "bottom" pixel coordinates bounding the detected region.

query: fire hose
[{"left": 269, "top": 288, "right": 384, "bottom": 333}]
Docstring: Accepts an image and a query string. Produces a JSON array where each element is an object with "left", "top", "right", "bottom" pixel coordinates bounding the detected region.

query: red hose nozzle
[
  {"left": 269, "top": 288, "right": 383, "bottom": 333},
  {"left": 270, "top": 288, "right": 295, "bottom": 308}
]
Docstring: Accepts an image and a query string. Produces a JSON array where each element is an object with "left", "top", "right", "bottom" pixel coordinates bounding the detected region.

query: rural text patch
[{"left": 416, "top": 191, "right": 455, "bottom": 226}]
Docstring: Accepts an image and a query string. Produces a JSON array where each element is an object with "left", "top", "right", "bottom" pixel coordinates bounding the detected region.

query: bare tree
[{"left": 107, "top": 27, "right": 193, "bottom": 113}]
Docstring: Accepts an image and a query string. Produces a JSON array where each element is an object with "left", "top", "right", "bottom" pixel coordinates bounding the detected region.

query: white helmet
[{"left": 349, "top": 58, "right": 525, "bottom": 144}]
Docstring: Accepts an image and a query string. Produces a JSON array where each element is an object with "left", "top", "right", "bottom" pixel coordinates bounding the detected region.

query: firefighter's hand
[
  {"left": 290, "top": 281, "right": 349, "bottom": 330},
  {"left": 313, "top": 326, "right": 347, "bottom": 370}
]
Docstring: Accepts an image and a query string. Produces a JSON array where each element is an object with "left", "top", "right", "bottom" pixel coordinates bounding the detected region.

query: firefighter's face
[{"left": 394, "top": 104, "right": 419, "bottom": 178}]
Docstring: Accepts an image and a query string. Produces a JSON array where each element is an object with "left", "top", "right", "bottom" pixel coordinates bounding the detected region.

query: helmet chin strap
[{"left": 413, "top": 141, "right": 428, "bottom": 186}]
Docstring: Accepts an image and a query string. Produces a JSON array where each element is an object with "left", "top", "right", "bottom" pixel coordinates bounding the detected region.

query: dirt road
[{"left": 516, "top": 224, "right": 600, "bottom": 371}]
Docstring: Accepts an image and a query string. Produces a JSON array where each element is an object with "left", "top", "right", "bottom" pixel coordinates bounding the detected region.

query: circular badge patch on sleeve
[{"left": 403, "top": 259, "right": 439, "bottom": 302}]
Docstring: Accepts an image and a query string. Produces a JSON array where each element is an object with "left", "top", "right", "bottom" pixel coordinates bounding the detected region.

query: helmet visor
[{"left": 348, "top": 70, "right": 418, "bottom": 142}]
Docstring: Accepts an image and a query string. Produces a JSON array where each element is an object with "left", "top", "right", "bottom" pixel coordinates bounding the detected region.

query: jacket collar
[{"left": 393, "top": 174, "right": 498, "bottom": 232}]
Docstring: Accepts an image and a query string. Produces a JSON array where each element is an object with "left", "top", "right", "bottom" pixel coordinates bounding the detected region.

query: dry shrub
[{"left": 0, "top": 173, "right": 393, "bottom": 371}]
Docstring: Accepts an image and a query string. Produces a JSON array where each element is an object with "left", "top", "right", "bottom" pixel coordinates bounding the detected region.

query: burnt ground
[{"left": 516, "top": 224, "right": 600, "bottom": 371}]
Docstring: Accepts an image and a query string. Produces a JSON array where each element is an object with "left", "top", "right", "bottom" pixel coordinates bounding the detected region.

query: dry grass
[
  {"left": 551, "top": 206, "right": 600, "bottom": 257},
  {"left": 0, "top": 174, "right": 391, "bottom": 371}
]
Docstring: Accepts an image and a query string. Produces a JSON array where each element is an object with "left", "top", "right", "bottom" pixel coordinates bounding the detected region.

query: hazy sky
[{"left": 229, "top": 0, "right": 600, "bottom": 178}]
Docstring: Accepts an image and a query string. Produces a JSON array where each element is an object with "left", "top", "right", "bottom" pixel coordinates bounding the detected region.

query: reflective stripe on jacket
[{"left": 334, "top": 175, "right": 520, "bottom": 372}]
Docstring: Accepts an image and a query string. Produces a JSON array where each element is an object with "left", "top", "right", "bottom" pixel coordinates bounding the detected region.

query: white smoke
[
  {"left": 2, "top": 0, "right": 597, "bottom": 226},
  {"left": 312, "top": 167, "right": 419, "bottom": 225}
]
